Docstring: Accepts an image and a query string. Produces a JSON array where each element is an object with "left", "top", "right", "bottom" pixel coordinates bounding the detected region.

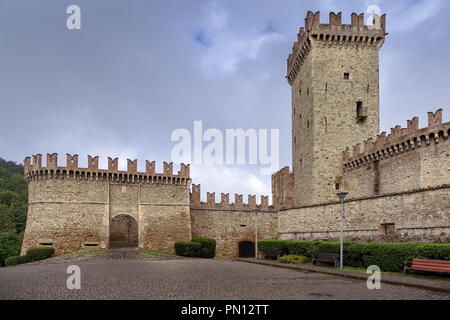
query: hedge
[
  {"left": 5, "top": 255, "right": 31, "bottom": 267},
  {"left": 258, "top": 240, "right": 450, "bottom": 272},
  {"left": 26, "top": 247, "right": 55, "bottom": 261},
  {"left": 4, "top": 247, "right": 54, "bottom": 267},
  {"left": 175, "top": 241, "right": 202, "bottom": 257},
  {"left": 192, "top": 237, "right": 216, "bottom": 258},
  {"left": 175, "top": 238, "right": 216, "bottom": 258}
]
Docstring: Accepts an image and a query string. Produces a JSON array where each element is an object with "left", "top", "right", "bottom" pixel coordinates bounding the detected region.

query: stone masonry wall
[
  {"left": 289, "top": 11, "right": 386, "bottom": 206},
  {"left": 278, "top": 186, "right": 450, "bottom": 243},
  {"left": 343, "top": 110, "right": 449, "bottom": 199},
  {"left": 190, "top": 185, "right": 278, "bottom": 258},
  {"left": 21, "top": 154, "right": 192, "bottom": 255}
]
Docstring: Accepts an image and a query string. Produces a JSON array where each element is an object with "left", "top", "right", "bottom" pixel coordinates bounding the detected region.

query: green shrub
[
  {"left": 174, "top": 241, "right": 202, "bottom": 257},
  {"left": 259, "top": 240, "right": 450, "bottom": 273},
  {"left": 192, "top": 237, "right": 216, "bottom": 258},
  {"left": 4, "top": 255, "right": 20, "bottom": 266},
  {"left": 26, "top": 247, "right": 55, "bottom": 261},
  {"left": 279, "top": 255, "right": 310, "bottom": 264},
  {"left": 258, "top": 240, "right": 290, "bottom": 255},
  {"left": 5, "top": 255, "right": 30, "bottom": 267},
  {"left": 287, "top": 241, "right": 318, "bottom": 258}
]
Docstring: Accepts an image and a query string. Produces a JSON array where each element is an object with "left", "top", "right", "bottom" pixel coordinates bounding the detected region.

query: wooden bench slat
[
  {"left": 405, "top": 258, "right": 450, "bottom": 275},
  {"left": 412, "top": 264, "right": 450, "bottom": 269}
]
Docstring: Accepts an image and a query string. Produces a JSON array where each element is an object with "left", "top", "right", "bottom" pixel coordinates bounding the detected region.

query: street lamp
[
  {"left": 254, "top": 208, "right": 260, "bottom": 259},
  {"left": 336, "top": 191, "right": 348, "bottom": 270}
]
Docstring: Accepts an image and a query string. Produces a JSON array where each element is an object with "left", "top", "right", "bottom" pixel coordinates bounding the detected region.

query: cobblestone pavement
[{"left": 0, "top": 249, "right": 448, "bottom": 300}]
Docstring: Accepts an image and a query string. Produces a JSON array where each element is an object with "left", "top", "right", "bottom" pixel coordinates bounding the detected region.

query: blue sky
[{"left": 0, "top": 0, "right": 449, "bottom": 202}]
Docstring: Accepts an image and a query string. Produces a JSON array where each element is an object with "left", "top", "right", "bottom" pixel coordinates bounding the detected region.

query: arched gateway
[{"left": 110, "top": 214, "right": 138, "bottom": 246}]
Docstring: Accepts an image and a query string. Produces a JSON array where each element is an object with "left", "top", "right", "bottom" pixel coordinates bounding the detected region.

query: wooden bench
[
  {"left": 404, "top": 259, "right": 450, "bottom": 275},
  {"left": 265, "top": 251, "right": 281, "bottom": 260},
  {"left": 312, "top": 253, "right": 339, "bottom": 268}
]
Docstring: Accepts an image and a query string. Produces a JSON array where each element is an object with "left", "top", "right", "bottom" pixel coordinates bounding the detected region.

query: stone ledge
[{"left": 235, "top": 258, "right": 450, "bottom": 293}]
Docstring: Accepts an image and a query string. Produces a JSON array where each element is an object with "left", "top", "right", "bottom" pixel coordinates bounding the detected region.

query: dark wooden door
[{"left": 239, "top": 241, "right": 255, "bottom": 258}]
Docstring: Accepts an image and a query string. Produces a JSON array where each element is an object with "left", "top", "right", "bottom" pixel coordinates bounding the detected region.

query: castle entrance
[
  {"left": 239, "top": 241, "right": 255, "bottom": 258},
  {"left": 110, "top": 214, "right": 138, "bottom": 248}
]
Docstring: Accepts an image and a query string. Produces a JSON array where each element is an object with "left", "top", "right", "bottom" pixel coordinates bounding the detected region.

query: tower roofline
[{"left": 287, "top": 11, "right": 387, "bottom": 85}]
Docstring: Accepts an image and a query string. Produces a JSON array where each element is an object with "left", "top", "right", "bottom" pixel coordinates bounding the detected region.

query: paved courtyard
[{"left": 0, "top": 248, "right": 448, "bottom": 300}]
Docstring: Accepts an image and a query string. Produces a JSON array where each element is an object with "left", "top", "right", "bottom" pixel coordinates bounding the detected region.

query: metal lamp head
[{"left": 336, "top": 192, "right": 349, "bottom": 202}]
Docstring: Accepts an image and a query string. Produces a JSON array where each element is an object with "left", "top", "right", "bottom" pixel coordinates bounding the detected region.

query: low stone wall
[
  {"left": 190, "top": 207, "right": 278, "bottom": 258},
  {"left": 278, "top": 185, "right": 450, "bottom": 243}
]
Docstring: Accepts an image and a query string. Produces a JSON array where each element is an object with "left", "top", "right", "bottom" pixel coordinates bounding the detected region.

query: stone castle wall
[
  {"left": 278, "top": 185, "right": 449, "bottom": 243},
  {"left": 289, "top": 11, "right": 386, "bottom": 206},
  {"left": 342, "top": 110, "right": 449, "bottom": 198},
  {"left": 21, "top": 154, "right": 192, "bottom": 255},
  {"left": 189, "top": 185, "right": 278, "bottom": 258},
  {"left": 277, "top": 11, "right": 449, "bottom": 243}
]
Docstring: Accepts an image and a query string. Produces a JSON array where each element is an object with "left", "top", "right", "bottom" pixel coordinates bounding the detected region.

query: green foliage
[
  {"left": 257, "top": 240, "right": 290, "bottom": 255},
  {"left": 258, "top": 240, "right": 450, "bottom": 272},
  {"left": 174, "top": 241, "right": 202, "bottom": 257},
  {"left": 0, "top": 157, "right": 28, "bottom": 267},
  {"left": 287, "top": 240, "right": 319, "bottom": 258},
  {"left": 192, "top": 237, "right": 216, "bottom": 258},
  {"left": 26, "top": 247, "right": 55, "bottom": 261},
  {"left": 175, "top": 237, "right": 216, "bottom": 258},
  {"left": 4, "top": 255, "right": 30, "bottom": 267},
  {"left": 279, "top": 255, "right": 310, "bottom": 264}
]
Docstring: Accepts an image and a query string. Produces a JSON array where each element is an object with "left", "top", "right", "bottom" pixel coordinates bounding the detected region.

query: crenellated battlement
[
  {"left": 287, "top": 11, "right": 387, "bottom": 85},
  {"left": 343, "top": 109, "right": 449, "bottom": 171},
  {"left": 23, "top": 153, "right": 191, "bottom": 185},
  {"left": 189, "top": 184, "right": 284, "bottom": 211}
]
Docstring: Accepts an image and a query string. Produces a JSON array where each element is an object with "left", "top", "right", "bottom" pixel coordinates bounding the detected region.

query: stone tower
[{"left": 288, "top": 11, "right": 387, "bottom": 206}]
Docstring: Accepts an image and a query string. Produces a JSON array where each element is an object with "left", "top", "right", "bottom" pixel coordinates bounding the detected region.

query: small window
[
  {"left": 84, "top": 242, "right": 99, "bottom": 247},
  {"left": 380, "top": 223, "right": 395, "bottom": 236},
  {"left": 356, "top": 101, "right": 367, "bottom": 122},
  {"left": 344, "top": 73, "right": 350, "bottom": 80},
  {"left": 307, "top": 120, "right": 310, "bottom": 128},
  {"left": 335, "top": 183, "right": 340, "bottom": 191}
]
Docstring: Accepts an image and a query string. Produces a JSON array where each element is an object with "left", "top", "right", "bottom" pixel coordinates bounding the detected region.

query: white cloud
[
  {"left": 388, "top": 0, "right": 441, "bottom": 32},
  {"left": 190, "top": 164, "right": 270, "bottom": 203},
  {"left": 195, "top": 2, "right": 285, "bottom": 75}
]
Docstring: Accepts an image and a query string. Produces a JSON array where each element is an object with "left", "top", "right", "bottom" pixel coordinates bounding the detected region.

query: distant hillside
[{"left": 0, "top": 157, "right": 27, "bottom": 266}]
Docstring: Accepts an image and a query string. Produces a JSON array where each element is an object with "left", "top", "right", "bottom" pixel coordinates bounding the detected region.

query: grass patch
[
  {"left": 279, "top": 255, "right": 310, "bottom": 264},
  {"left": 51, "top": 250, "right": 105, "bottom": 258},
  {"left": 139, "top": 250, "right": 176, "bottom": 256}
]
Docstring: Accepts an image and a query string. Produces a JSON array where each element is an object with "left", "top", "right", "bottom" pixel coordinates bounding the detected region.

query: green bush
[
  {"left": 279, "top": 255, "right": 310, "bottom": 264},
  {"left": 174, "top": 241, "right": 202, "bottom": 257},
  {"left": 26, "top": 247, "right": 55, "bottom": 261},
  {"left": 287, "top": 240, "right": 318, "bottom": 258},
  {"left": 258, "top": 240, "right": 290, "bottom": 255},
  {"left": 4, "top": 255, "right": 20, "bottom": 266},
  {"left": 4, "top": 255, "right": 30, "bottom": 267},
  {"left": 258, "top": 240, "right": 450, "bottom": 272},
  {"left": 192, "top": 237, "right": 216, "bottom": 258}
]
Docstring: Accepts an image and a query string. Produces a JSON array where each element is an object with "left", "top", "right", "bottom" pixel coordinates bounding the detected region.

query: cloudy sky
[{"left": 0, "top": 0, "right": 449, "bottom": 202}]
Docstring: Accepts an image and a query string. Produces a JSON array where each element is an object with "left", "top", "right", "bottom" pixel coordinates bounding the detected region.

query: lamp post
[
  {"left": 336, "top": 192, "right": 348, "bottom": 270},
  {"left": 254, "top": 208, "right": 259, "bottom": 259}
]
